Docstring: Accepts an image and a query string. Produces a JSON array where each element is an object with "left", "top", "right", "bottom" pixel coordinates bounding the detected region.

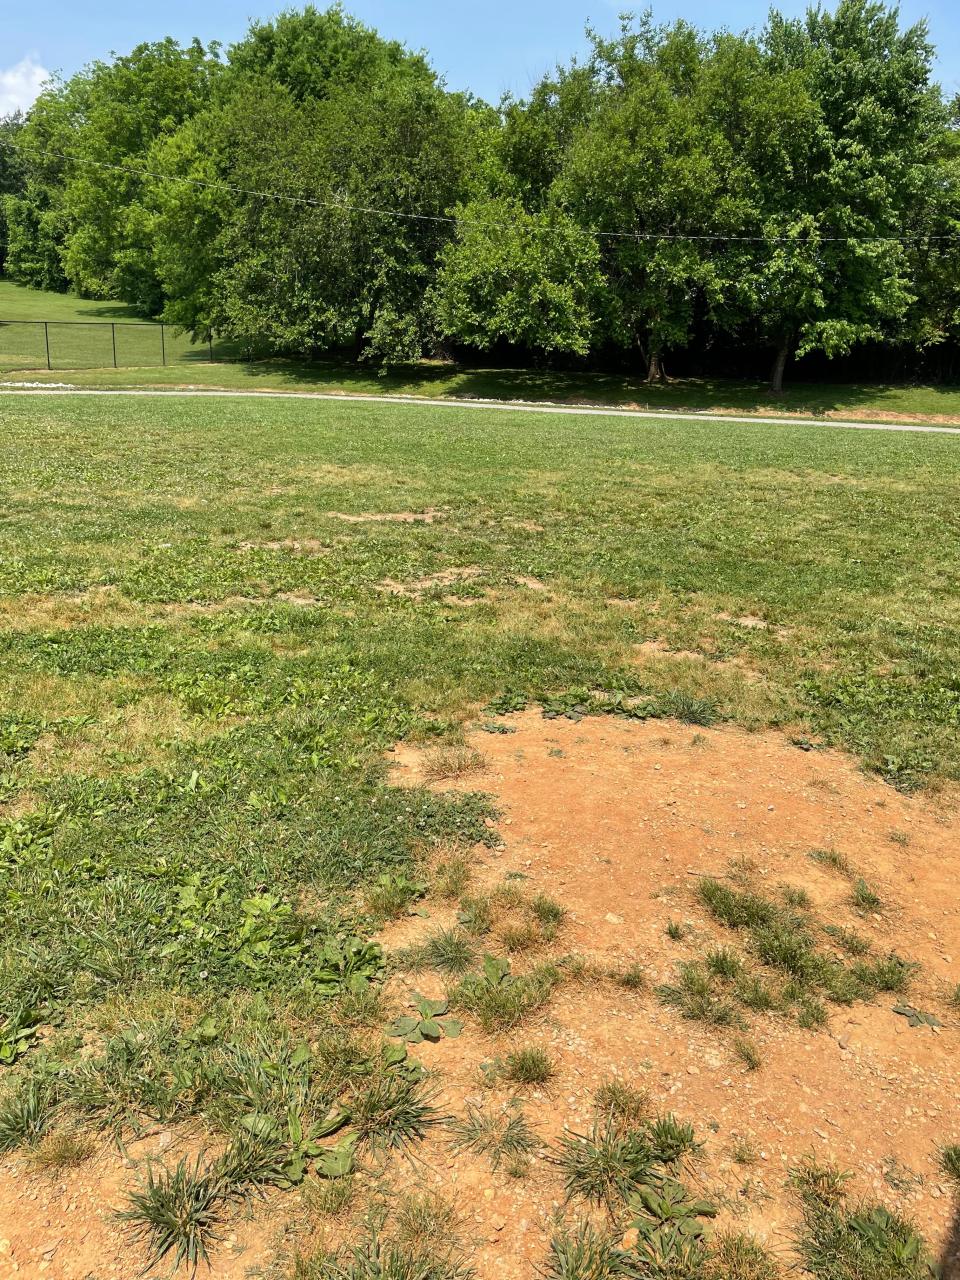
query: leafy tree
[
  {"left": 0, "top": 112, "right": 26, "bottom": 274},
  {"left": 225, "top": 3, "right": 433, "bottom": 100},
  {"left": 554, "top": 19, "right": 731, "bottom": 379},
  {"left": 752, "top": 0, "right": 949, "bottom": 390},
  {"left": 164, "top": 73, "right": 478, "bottom": 364},
  {"left": 6, "top": 40, "right": 219, "bottom": 310},
  {"left": 2, "top": 0, "right": 957, "bottom": 388},
  {"left": 433, "top": 197, "right": 601, "bottom": 357}
]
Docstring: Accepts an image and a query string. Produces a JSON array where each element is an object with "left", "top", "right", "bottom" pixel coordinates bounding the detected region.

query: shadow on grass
[
  {"left": 73, "top": 302, "right": 152, "bottom": 322},
  {"left": 221, "top": 357, "right": 960, "bottom": 420}
]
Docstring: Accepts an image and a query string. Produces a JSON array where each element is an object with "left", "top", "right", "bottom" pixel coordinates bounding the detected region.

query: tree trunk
[
  {"left": 770, "top": 333, "right": 791, "bottom": 395},
  {"left": 646, "top": 348, "right": 666, "bottom": 383}
]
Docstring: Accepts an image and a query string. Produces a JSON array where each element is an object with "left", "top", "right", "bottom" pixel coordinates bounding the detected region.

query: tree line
[{"left": 1, "top": 2, "right": 959, "bottom": 390}]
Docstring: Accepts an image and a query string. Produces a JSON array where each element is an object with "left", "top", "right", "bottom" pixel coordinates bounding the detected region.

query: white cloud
[{"left": 0, "top": 56, "right": 51, "bottom": 118}]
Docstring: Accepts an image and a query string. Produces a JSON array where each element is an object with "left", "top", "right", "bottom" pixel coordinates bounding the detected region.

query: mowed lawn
[{"left": 0, "top": 393, "right": 958, "bottom": 1268}]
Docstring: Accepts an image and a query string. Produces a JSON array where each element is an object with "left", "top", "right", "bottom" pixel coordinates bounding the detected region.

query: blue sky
[{"left": 2, "top": 0, "right": 958, "bottom": 117}]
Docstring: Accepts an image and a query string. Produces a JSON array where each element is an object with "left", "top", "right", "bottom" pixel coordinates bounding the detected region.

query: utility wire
[{"left": 1, "top": 134, "right": 959, "bottom": 245}]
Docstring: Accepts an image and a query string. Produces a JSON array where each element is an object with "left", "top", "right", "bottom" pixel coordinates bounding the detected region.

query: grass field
[
  {"left": 3, "top": 280, "right": 960, "bottom": 423},
  {"left": 0, "top": 392, "right": 958, "bottom": 1275}
]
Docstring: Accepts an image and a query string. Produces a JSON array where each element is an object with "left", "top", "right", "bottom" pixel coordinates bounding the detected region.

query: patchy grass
[
  {"left": 695, "top": 876, "right": 915, "bottom": 1024},
  {"left": 794, "top": 1171, "right": 933, "bottom": 1280}
]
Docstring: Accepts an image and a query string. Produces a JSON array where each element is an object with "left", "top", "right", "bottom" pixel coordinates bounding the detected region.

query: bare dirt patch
[
  {"left": 0, "top": 1131, "right": 278, "bottom": 1279},
  {"left": 235, "top": 537, "right": 328, "bottom": 555},
  {"left": 388, "top": 711, "right": 960, "bottom": 1267},
  {"left": 377, "top": 566, "right": 483, "bottom": 598},
  {"left": 328, "top": 509, "right": 442, "bottom": 524}
]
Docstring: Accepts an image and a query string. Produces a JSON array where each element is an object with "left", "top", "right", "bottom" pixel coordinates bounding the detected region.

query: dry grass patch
[{"left": 420, "top": 743, "right": 487, "bottom": 783}]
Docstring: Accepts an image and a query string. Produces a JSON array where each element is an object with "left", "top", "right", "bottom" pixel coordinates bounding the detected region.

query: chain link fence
[{"left": 0, "top": 320, "right": 232, "bottom": 371}]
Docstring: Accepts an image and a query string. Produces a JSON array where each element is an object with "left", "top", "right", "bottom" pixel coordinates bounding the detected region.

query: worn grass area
[{"left": 0, "top": 391, "right": 957, "bottom": 1272}]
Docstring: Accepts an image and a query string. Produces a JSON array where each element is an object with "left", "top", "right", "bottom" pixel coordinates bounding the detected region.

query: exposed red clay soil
[
  {"left": 0, "top": 1130, "right": 279, "bottom": 1278},
  {"left": 2, "top": 712, "right": 958, "bottom": 1278},
  {"left": 385, "top": 712, "right": 960, "bottom": 1274}
]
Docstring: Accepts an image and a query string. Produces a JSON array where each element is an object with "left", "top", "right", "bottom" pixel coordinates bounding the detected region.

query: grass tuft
[
  {"left": 705, "top": 946, "right": 743, "bottom": 979},
  {"left": 30, "top": 1129, "right": 96, "bottom": 1170},
  {"left": 404, "top": 927, "right": 476, "bottom": 976},
  {"left": 503, "top": 1046, "right": 556, "bottom": 1086},
  {"left": 421, "top": 744, "right": 487, "bottom": 782},
  {"left": 530, "top": 893, "right": 567, "bottom": 926},
  {"left": 808, "top": 848, "right": 852, "bottom": 876},
  {"left": 299, "top": 1234, "right": 472, "bottom": 1280},
  {"left": 120, "top": 1155, "right": 222, "bottom": 1271},
  {"left": 732, "top": 1037, "right": 763, "bottom": 1071},
  {"left": 542, "top": 1222, "right": 635, "bottom": 1280},
  {"left": 594, "top": 1080, "right": 650, "bottom": 1127},
  {"left": 553, "top": 1116, "right": 651, "bottom": 1210},
  {"left": 647, "top": 1112, "right": 700, "bottom": 1164},
  {"left": 350, "top": 1074, "right": 443, "bottom": 1151},
  {"left": 823, "top": 925, "right": 871, "bottom": 957},
  {"left": 451, "top": 1101, "right": 537, "bottom": 1170},
  {"left": 611, "top": 962, "right": 646, "bottom": 990},
  {"left": 0, "top": 1079, "right": 52, "bottom": 1152},
  {"left": 656, "top": 961, "right": 745, "bottom": 1028},
  {"left": 850, "top": 878, "right": 882, "bottom": 912},
  {"left": 432, "top": 851, "right": 472, "bottom": 900},
  {"left": 452, "top": 960, "right": 559, "bottom": 1033},
  {"left": 704, "top": 1232, "right": 781, "bottom": 1280},
  {"left": 938, "top": 1143, "right": 960, "bottom": 1186}
]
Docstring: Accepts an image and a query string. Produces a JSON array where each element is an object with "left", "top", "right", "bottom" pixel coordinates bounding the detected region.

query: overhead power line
[{"left": 1, "top": 134, "right": 959, "bottom": 245}]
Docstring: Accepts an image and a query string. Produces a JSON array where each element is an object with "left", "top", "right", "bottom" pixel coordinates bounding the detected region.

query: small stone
[
  {"left": 491, "top": 1217, "right": 506, "bottom": 1231},
  {"left": 605, "top": 913, "right": 624, "bottom": 925}
]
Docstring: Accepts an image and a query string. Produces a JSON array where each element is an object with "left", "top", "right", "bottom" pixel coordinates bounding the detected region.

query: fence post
[
  {"left": 43, "top": 322, "right": 51, "bottom": 371},
  {"left": 111, "top": 323, "right": 118, "bottom": 369},
  {"left": 160, "top": 323, "right": 166, "bottom": 367}
]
